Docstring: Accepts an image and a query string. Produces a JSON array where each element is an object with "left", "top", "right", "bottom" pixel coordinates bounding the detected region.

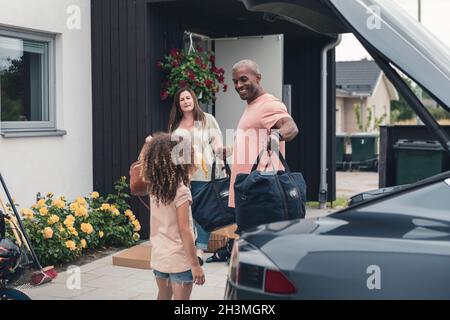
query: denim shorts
[{"left": 153, "top": 269, "right": 193, "bottom": 284}]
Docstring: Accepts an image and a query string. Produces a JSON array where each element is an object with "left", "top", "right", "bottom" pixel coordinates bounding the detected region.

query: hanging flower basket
[{"left": 157, "top": 48, "right": 227, "bottom": 105}]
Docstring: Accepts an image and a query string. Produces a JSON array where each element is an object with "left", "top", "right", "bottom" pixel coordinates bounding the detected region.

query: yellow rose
[
  {"left": 112, "top": 208, "right": 120, "bottom": 216},
  {"left": 99, "top": 231, "right": 104, "bottom": 238},
  {"left": 39, "top": 207, "right": 49, "bottom": 216},
  {"left": 37, "top": 199, "right": 46, "bottom": 208},
  {"left": 132, "top": 220, "right": 141, "bottom": 232},
  {"left": 68, "top": 226, "right": 78, "bottom": 237},
  {"left": 21, "top": 208, "right": 34, "bottom": 220},
  {"left": 43, "top": 227, "right": 53, "bottom": 239},
  {"left": 65, "top": 240, "right": 76, "bottom": 251},
  {"left": 125, "top": 209, "right": 133, "bottom": 217},
  {"left": 91, "top": 192, "right": 100, "bottom": 199},
  {"left": 64, "top": 215, "right": 75, "bottom": 227},
  {"left": 81, "top": 223, "right": 94, "bottom": 235},
  {"left": 75, "top": 206, "right": 88, "bottom": 217},
  {"left": 81, "top": 239, "right": 87, "bottom": 249},
  {"left": 69, "top": 202, "right": 79, "bottom": 213},
  {"left": 47, "top": 214, "right": 60, "bottom": 225},
  {"left": 129, "top": 214, "right": 136, "bottom": 222},
  {"left": 132, "top": 233, "right": 140, "bottom": 241},
  {"left": 52, "top": 198, "right": 65, "bottom": 209},
  {"left": 76, "top": 197, "right": 87, "bottom": 206},
  {"left": 100, "top": 203, "right": 110, "bottom": 211}
]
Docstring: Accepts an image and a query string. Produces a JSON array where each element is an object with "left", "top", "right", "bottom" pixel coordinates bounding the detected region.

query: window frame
[{"left": 0, "top": 27, "right": 56, "bottom": 132}]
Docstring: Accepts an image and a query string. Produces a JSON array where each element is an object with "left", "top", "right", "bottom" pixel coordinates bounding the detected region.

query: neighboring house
[
  {"left": 336, "top": 60, "right": 399, "bottom": 133},
  {"left": 0, "top": 0, "right": 92, "bottom": 207}
]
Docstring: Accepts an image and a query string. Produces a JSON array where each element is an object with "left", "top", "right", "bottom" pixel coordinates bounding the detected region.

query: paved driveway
[
  {"left": 20, "top": 172, "right": 378, "bottom": 300},
  {"left": 20, "top": 207, "right": 337, "bottom": 300}
]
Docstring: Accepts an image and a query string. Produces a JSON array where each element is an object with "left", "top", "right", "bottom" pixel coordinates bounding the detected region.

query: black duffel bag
[
  {"left": 234, "top": 150, "right": 307, "bottom": 231},
  {"left": 191, "top": 157, "right": 235, "bottom": 232}
]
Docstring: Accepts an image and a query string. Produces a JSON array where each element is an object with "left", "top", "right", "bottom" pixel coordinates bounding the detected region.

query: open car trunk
[{"left": 243, "top": 0, "right": 450, "bottom": 154}]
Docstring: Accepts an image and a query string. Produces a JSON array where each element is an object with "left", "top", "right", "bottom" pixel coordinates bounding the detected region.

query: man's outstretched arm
[{"left": 272, "top": 117, "right": 299, "bottom": 142}]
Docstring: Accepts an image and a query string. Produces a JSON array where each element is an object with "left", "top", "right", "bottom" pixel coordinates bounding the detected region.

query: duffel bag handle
[
  {"left": 251, "top": 147, "right": 291, "bottom": 173},
  {"left": 211, "top": 154, "right": 231, "bottom": 181}
]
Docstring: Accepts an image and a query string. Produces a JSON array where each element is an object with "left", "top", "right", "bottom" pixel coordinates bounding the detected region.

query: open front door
[{"left": 214, "top": 34, "right": 284, "bottom": 132}]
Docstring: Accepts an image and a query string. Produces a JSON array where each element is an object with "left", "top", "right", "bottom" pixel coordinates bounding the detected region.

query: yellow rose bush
[{"left": 20, "top": 177, "right": 140, "bottom": 266}]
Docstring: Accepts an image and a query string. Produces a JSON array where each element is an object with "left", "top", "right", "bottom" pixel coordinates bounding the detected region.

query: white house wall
[
  {"left": 0, "top": 0, "right": 92, "bottom": 207},
  {"left": 366, "top": 75, "right": 392, "bottom": 129},
  {"left": 343, "top": 97, "right": 364, "bottom": 133}
]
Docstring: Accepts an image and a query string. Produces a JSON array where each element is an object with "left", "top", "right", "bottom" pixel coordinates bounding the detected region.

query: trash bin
[
  {"left": 336, "top": 133, "right": 348, "bottom": 171},
  {"left": 394, "top": 139, "right": 445, "bottom": 185},
  {"left": 350, "top": 133, "right": 378, "bottom": 171}
]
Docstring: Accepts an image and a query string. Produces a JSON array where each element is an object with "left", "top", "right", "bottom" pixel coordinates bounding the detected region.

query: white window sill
[{"left": 1, "top": 129, "right": 67, "bottom": 138}]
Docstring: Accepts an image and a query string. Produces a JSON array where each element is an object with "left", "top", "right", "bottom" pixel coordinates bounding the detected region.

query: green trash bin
[
  {"left": 336, "top": 133, "right": 348, "bottom": 171},
  {"left": 350, "top": 133, "right": 378, "bottom": 171},
  {"left": 394, "top": 139, "right": 445, "bottom": 185}
]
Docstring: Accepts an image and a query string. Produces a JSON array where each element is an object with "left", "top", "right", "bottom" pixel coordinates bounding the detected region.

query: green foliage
[
  {"left": 391, "top": 98, "right": 415, "bottom": 123},
  {"left": 428, "top": 106, "right": 450, "bottom": 120},
  {"left": 157, "top": 48, "right": 227, "bottom": 104},
  {"left": 307, "top": 197, "right": 348, "bottom": 209},
  {"left": 354, "top": 104, "right": 386, "bottom": 132}
]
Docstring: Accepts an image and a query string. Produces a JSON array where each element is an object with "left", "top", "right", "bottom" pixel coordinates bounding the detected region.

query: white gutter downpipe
[{"left": 319, "top": 35, "right": 342, "bottom": 209}]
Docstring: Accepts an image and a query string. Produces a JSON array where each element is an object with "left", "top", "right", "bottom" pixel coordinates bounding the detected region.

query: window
[{"left": 0, "top": 28, "right": 55, "bottom": 132}]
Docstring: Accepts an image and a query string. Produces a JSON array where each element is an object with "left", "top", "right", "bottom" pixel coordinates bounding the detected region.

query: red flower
[
  {"left": 217, "top": 75, "right": 225, "bottom": 83},
  {"left": 188, "top": 70, "right": 196, "bottom": 81},
  {"left": 169, "top": 48, "right": 179, "bottom": 57},
  {"left": 171, "top": 60, "right": 179, "bottom": 67},
  {"left": 197, "top": 47, "right": 204, "bottom": 53},
  {"left": 195, "top": 57, "right": 202, "bottom": 65},
  {"left": 205, "top": 79, "right": 213, "bottom": 87},
  {"left": 210, "top": 66, "right": 218, "bottom": 73},
  {"left": 223, "top": 84, "right": 228, "bottom": 92},
  {"left": 209, "top": 55, "right": 215, "bottom": 63},
  {"left": 160, "top": 91, "right": 169, "bottom": 100},
  {"left": 218, "top": 68, "right": 225, "bottom": 74},
  {"left": 178, "top": 80, "right": 188, "bottom": 88}
]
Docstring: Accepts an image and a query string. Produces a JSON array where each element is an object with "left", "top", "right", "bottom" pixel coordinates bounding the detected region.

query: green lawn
[{"left": 306, "top": 196, "right": 348, "bottom": 209}]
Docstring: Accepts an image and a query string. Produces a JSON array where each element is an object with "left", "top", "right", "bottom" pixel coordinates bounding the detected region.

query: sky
[{"left": 336, "top": 0, "right": 450, "bottom": 61}]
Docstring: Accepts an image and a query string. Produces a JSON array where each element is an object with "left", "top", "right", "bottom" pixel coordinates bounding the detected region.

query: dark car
[
  {"left": 225, "top": 0, "right": 450, "bottom": 300},
  {"left": 225, "top": 172, "right": 450, "bottom": 299}
]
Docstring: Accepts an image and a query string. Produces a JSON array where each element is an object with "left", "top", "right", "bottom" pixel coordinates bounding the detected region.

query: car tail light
[{"left": 264, "top": 269, "right": 297, "bottom": 294}]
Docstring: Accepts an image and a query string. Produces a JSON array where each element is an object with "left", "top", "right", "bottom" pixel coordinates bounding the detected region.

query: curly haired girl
[{"left": 141, "top": 132, "right": 205, "bottom": 300}]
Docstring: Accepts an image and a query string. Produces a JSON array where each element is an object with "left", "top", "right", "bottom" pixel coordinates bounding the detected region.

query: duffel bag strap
[{"left": 211, "top": 154, "right": 231, "bottom": 181}]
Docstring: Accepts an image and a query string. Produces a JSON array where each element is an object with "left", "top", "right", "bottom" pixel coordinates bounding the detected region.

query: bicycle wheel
[{"left": 0, "top": 288, "right": 31, "bottom": 300}]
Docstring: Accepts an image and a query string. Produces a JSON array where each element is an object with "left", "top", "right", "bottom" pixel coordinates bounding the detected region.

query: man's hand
[{"left": 267, "top": 132, "right": 280, "bottom": 155}]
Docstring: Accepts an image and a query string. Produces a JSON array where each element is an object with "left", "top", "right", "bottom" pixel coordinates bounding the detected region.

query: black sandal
[{"left": 206, "top": 246, "right": 229, "bottom": 263}]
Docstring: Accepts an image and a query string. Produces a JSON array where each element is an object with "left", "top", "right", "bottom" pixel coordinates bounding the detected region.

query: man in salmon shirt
[
  {"left": 228, "top": 59, "right": 299, "bottom": 208},
  {"left": 206, "top": 59, "right": 299, "bottom": 263}
]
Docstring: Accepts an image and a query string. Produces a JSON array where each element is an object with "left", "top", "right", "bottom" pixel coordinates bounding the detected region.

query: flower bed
[{"left": 9, "top": 177, "right": 141, "bottom": 267}]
